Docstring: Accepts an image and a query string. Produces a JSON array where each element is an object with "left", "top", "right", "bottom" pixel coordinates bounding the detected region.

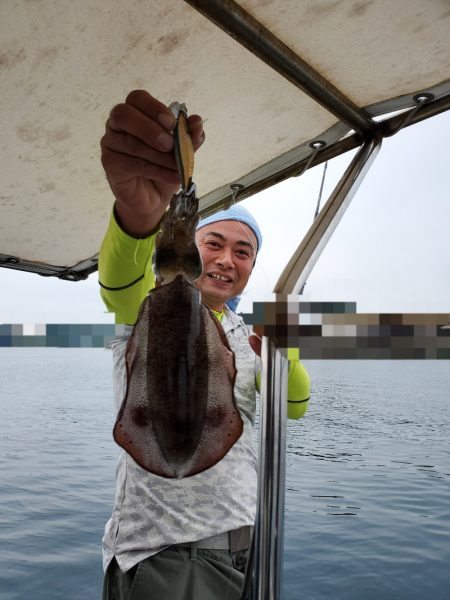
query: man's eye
[
  {"left": 206, "top": 241, "right": 220, "bottom": 248},
  {"left": 236, "top": 250, "right": 250, "bottom": 258}
]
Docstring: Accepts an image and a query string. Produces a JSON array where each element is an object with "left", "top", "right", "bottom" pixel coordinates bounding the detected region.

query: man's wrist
[{"left": 114, "top": 201, "right": 166, "bottom": 238}]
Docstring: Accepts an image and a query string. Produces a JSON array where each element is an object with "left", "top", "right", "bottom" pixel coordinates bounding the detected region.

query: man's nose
[{"left": 215, "top": 246, "right": 235, "bottom": 268}]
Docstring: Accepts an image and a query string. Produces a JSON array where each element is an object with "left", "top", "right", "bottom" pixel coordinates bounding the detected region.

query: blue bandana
[{"left": 196, "top": 205, "right": 262, "bottom": 252}]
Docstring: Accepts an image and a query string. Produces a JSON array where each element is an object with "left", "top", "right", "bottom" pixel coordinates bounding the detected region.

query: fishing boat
[{"left": 1, "top": 1, "right": 449, "bottom": 598}]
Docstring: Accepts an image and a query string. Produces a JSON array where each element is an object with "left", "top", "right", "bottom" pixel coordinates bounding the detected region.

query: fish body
[
  {"left": 113, "top": 274, "right": 242, "bottom": 478},
  {"left": 113, "top": 190, "right": 243, "bottom": 478}
]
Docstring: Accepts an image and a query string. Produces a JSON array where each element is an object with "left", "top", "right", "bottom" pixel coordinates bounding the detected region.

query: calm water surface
[{"left": 0, "top": 349, "right": 449, "bottom": 600}]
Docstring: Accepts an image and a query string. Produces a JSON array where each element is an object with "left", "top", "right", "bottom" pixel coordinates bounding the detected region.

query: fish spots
[
  {"left": 157, "top": 32, "right": 182, "bottom": 56},
  {"left": 205, "top": 406, "right": 227, "bottom": 428},
  {"left": 117, "top": 424, "right": 134, "bottom": 447},
  {"left": 0, "top": 47, "right": 26, "bottom": 70},
  {"left": 131, "top": 406, "right": 150, "bottom": 427}
]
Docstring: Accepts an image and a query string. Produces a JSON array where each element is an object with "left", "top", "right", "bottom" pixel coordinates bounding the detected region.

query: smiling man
[
  {"left": 98, "top": 90, "right": 310, "bottom": 600},
  {"left": 195, "top": 208, "right": 260, "bottom": 313}
]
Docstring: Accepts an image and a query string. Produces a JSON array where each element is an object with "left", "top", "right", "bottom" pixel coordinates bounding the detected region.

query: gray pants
[{"left": 103, "top": 545, "right": 249, "bottom": 600}]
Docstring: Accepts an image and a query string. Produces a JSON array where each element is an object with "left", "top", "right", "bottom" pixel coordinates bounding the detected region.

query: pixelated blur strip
[
  {"left": 243, "top": 301, "right": 450, "bottom": 359},
  {"left": 0, "top": 324, "right": 127, "bottom": 348}
]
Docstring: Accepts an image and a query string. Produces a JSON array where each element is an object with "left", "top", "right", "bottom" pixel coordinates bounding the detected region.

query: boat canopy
[{"left": 1, "top": 0, "right": 449, "bottom": 280}]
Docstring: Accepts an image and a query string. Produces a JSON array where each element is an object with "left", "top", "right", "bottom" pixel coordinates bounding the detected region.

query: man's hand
[
  {"left": 100, "top": 90, "right": 204, "bottom": 238},
  {"left": 248, "top": 333, "right": 262, "bottom": 357}
]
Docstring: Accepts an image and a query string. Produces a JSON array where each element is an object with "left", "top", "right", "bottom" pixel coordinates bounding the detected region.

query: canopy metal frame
[{"left": 185, "top": 0, "right": 376, "bottom": 135}]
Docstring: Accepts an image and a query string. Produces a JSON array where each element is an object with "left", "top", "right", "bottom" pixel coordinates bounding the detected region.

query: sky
[{"left": 0, "top": 110, "right": 449, "bottom": 324}]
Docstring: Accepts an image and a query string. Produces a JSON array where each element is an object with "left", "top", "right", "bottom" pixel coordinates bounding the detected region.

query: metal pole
[
  {"left": 253, "top": 337, "right": 289, "bottom": 600},
  {"left": 379, "top": 94, "right": 450, "bottom": 136},
  {"left": 184, "top": 0, "right": 375, "bottom": 135},
  {"left": 274, "top": 137, "right": 382, "bottom": 295}
]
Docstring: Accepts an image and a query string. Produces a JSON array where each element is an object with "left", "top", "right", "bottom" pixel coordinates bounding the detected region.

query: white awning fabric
[{"left": 1, "top": 0, "right": 449, "bottom": 277}]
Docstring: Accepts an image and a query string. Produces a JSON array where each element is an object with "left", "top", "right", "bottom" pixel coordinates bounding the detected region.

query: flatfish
[{"left": 113, "top": 104, "right": 243, "bottom": 478}]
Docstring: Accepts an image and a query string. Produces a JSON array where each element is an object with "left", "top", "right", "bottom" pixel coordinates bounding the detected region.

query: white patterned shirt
[{"left": 102, "top": 308, "right": 259, "bottom": 573}]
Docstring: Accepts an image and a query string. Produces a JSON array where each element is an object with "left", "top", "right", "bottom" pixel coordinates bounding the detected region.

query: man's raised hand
[{"left": 100, "top": 90, "right": 204, "bottom": 237}]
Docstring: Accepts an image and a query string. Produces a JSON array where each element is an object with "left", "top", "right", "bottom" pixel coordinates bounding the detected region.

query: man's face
[{"left": 195, "top": 220, "right": 257, "bottom": 311}]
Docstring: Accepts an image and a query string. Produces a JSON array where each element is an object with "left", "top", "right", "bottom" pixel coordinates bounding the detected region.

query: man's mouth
[{"left": 207, "top": 272, "right": 233, "bottom": 283}]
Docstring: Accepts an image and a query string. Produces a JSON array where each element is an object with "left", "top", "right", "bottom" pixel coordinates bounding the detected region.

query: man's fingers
[
  {"left": 125, "top": 90, "right": 176, "bottom": 131},
  {"left": 101, "top": 150, "right": 180, "bottom": 186},
  {"left": 109, "top": 103, "right": 174, "bottom": 153},
  {"left": 101, "top": 127, "right": 178, "bottom": 171},
  {"left": 103, "top": 92, "right": 205, "bottom": 192}
]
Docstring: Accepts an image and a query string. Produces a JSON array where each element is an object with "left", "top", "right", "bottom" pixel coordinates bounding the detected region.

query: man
[{"left": 99, "top": 90, "right": 310, "bottom": 599}]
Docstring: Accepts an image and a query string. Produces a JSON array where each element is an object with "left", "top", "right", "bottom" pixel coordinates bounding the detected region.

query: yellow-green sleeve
[
  {"left": 255, "top": 355, "right": 310, "bottom": 421},
  {"left": 287, "top": 359, "right": 310, "bottom": 420},
  {"left": 98, "top": 210, "right": 157, "bottom": 325}
]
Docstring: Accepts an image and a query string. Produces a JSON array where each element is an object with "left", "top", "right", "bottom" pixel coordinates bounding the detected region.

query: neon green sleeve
[
  {"left": 98, "top": 210, "right": 157, "bottom": 325},
  {"left": 255, "top": 355, "right": 310, "bottom": 421},
  {"left": 286, "top": 359, "right": 310, "bottom": 420}
]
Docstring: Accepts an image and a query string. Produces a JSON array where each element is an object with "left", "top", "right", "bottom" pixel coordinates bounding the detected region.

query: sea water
[{"left": 0, "top": 349, "right": 449, "bottom": 600}]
